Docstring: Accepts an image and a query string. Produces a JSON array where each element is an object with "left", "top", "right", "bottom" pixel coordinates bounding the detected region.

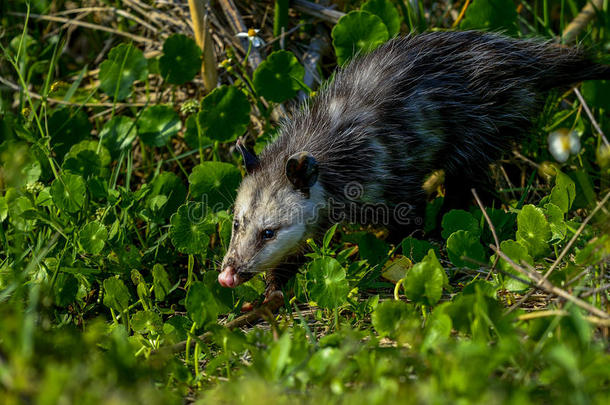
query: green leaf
[
  {"left": 48, "top": 109, "right": 91, "bottom": 157},
  {"left": 152, "top": 264, "right": 172, "bottom": 301},
  {"left": 323, "top": 223, "right": 339, "bottom": 250},
  {"left": 146, "top": 172, "right": 187, "bottom": 221},
  {"left": 548, "top": 171, "right": 576, "bottom": 213},
  {"left": 183, "top": 114, "right": 212, "bottom": 150},
  {"left": 446, "top": 230, "right": 486, "bottom": 269},
  {"left": 50, "top": 173, "right": 87, "bottom": 213},
  {"left": 574, "top": 234, "right": 610, "bottom": 266},
  {"left": 361, "top": 0, "right": 401, "bottom": 37},
  {"left": 99, "top": 43, "right": 147, "bottom": 101},
  {"left": 441, "top": 209, "right": 481, "bottom": 239},
  {"left": 331, "top": 10, "right": 389, "bottom": 66},
  {"left": 422, "top": 311, "right": 452, "bottom": 351},
  {"left": 0, "top": 197, "right": 7, "bottom": 222},
  {"left": 404, "top": 249, "right": 446, "bottom": 306},
  {"left": 350, "top": 232, "right": 389, "bottom": 266},
  {"left": 493, "top": 240, "right": 533, "bottom": 292},
  {"left": 581, "top": 80, "right": 610, "bottom": 110},
  {"left": 372, "top": 300, "right": 413, "bottom": 338},
  {"left": 138, "top": 105, "right": 181, "bottom": 147},
  {"left": 99, "top": 116, "right": 137, "bottom": 157},
  {"left": 103, "top": 277, "right": 131, "bottom": 312},
  {"left": 306, "top": 257, "right": 349, "bottom": 309},
  {"left": 131, "top": 310, "right": 163, "bottom": 334},
  {"left": 62, "top": 140, "right": 110, "bottom": 179},
  {"left": 197, "top": 85, "right": 250, "bottom": 143},
  {"left": 78, "top": 221, "right": 108, "bottom": 254},
  {"left": 544, "top": 203, "right": 567, "bottom": 243},
  {"left": 253, "top": 50, "right": 305, "bottom": 103},
  {"left": 159, "top": 34, "right": 202, "bottom": 85},
  {"left": 401, "top": 236, "right": 436, "bottom": 263},
  {"left": 185, "top": 281, "right": 220, "bottom": 326},
  {"left": 188, "top": 162, "right": 241, "bottom": 211},
  {"left": 53, "top": 273, "right": 79, "bottom": 307},
  {"left": 169, "top": 202, "right": 215, "bottom": 254},
  {"left": 516, "top": 204, "right": 551, "bottom": 258},
  {"left": 460, "top": 0, "right": 518, "bottom": 34}
]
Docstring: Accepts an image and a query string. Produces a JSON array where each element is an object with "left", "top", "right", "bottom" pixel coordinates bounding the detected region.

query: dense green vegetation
[{"left": 1, "top": 1, "right": 609, "bottom": 403}]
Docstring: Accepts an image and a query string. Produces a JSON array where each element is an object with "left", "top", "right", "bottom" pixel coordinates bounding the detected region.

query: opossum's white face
[{"left": 218, "top": 150, "right": 323, "bottom": 288}]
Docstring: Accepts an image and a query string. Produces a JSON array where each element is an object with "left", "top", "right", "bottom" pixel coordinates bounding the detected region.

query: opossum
[{"left": 218, "top": 31, "right": 610, "bottom": 292}]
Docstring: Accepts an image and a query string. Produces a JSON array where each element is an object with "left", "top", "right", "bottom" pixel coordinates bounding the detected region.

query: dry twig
[{"left": 491, "top": 245, "right": 609, "bottom": 319}]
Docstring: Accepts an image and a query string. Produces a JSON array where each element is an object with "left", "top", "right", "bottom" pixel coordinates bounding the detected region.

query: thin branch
[
  {"left": 471, "top": 188, "right": 500, "bottom": 280},
  {"left": 292, "top": 0, "right": 346, "bottom": 24},
  {"left": 0, "top": 76, "right": 147, "bottom": 108},
  {"left": 491, "top": 245, "right": 610, "bottom": 319},
  {"left": 153, "top": 291, "right": 284, "bottom": 356},
  {"left": 542, "top": 190, "right": 610, "bottom": 281},
  {"left": 560, "top": 0, "right": 604, "bottom": 44},
  {"left": 8, "top": 11, "right": 155, "bottom": 44},
  {"left": 507, "top": 190, "right": 610, "bottom": 313},
  {"left": 517, "top": 309, "right": 610, "bottom": 326},
  {"left": 573, "top": 87, "right": 610, "bottom": 148}
]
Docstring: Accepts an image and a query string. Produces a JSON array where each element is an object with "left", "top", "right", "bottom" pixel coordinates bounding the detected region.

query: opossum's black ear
[
  {"left": 285, "top": 151, "right": 318, "bottom": 194},
  {"left": 236, "top": 138, "right": 259, "bottom": 174}
]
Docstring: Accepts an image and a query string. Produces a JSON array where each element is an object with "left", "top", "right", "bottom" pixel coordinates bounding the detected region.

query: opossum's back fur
[{"left": 251, "top": 31, "right": 609, "bottom": 217}]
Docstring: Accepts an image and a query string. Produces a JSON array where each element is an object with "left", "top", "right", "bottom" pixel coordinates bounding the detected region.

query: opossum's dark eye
[
  {"left": 261, "top": 229, "right": 275, "bottom": 240},
  {"left": 233, "top": 220, "right": 239, "bottom": 230}
]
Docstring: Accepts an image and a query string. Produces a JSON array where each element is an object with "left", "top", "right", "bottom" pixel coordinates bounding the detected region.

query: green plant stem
[
  {"left": 273, "top": 0, "right": 289, "bottom": 49},
  {"left": 185, "top": 322, "right": 197, "bottom": 363}
]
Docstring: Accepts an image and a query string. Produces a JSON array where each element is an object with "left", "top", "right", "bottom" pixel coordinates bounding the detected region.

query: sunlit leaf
[
  {"left": 50, "top": 173, "right": 87, "bottom": 213},
  {"left": 361, "top": 0, "right": 401, "bottom": 37},
  {"left": 332, "top": 10, "right": 389, "bottom": 65},
  {"left": 197, "top": 85, "right": 250, "bottom": 143},
  {"left": 446, "top": 230, "right": 486, "bottom": 269},
  {"left": 99, "top": 43, "right": 147, "bottom": 101},
  {"left": 138, "top": 105, "right": 181, "bottom": 147},
  {"left": 253, "top": 50, "right": 305, "bottom": 103},
  {"left": 306, "top": 257, "right": 349, "bottom": 309},
  {"left": 188, "top": 162, "right": 241, "bottom": 211},
  {"left": 79, "top": 221, "right": 108, "bottom": 254}
]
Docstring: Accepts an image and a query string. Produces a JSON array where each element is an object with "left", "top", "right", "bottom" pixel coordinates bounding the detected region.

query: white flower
[
  {"left": 236, "top": 28, "right": 265, "bottom": 48},
  {"left": 548, "top": 128, "right": 581, "bottom": 163}
]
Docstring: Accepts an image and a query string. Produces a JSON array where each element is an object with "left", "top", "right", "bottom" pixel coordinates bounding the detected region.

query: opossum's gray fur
[{"left": 220, "top": 31, "right": 610, "bottom": 291}]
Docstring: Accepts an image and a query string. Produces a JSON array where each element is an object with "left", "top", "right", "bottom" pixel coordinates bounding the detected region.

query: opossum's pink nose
[{"left": 218, "top": 266, "right": 238, "bottom": 288}]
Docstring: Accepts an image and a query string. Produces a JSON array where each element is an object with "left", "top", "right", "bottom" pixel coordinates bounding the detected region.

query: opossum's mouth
[{"left": 218, "top": 266, "right": 255, "bottom": 288}]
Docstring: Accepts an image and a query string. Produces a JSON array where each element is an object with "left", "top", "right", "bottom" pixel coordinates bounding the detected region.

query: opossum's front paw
[{"left": 263, "top": 289, "right": 284, "bottom": 304}]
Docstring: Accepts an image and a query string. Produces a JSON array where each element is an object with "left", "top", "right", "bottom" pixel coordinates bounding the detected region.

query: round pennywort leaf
[
  {"left": 169, "top": 202, "right": 215, "bottom": 254},
  {"left": 446, "top": 230, "right": 486, "bottom": 269},
  {"left": 331, "top": 10, "right": 389, "bottom": 65},
  {"left": 100, "top": 116, "right": 137, "bottom": 156},
  {"left": 138, "top": 105, "right": 181, "bottom": 147},
  {"left": 188, "top": 162, "right": 241, "bottom": 211},
  {"left": 516, "top": 204, "right": 551, "bottom": 258},
  {"left": 50, "top": 173, "right": 87, "bottom": 213},
  {"left": 99, "top": 43, "right": 147, "bottom": 101},
  {"left": 306, "top": 257, "right": 349, "bottom": 309},
  {"left": 159, "top": 34, "right": 202, "bottom": 85},
  {"left": 253, "top": 50, "right": 305, "bottom": 103},
  {"left": 361, "top": 0, "right": 401, "bottom": 37},
  {"left": 79, "top": 221, "right": 108, "bottom": 254},
  {"left": 197, "top": 85, "right": 250, "bottom": 143}
]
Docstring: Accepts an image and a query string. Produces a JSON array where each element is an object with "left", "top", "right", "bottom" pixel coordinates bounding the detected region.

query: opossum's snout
[
  {"left": 218, "top": 149, "right": 324, "bottom": 288},
  {"left": 218, "top": 265, "right": 255, "bottom": 288}
]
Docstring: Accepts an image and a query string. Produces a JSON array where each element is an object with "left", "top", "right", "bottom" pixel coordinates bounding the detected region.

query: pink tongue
[{"left": 218, "top": 266, "right": 238, "bottom": 288}]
